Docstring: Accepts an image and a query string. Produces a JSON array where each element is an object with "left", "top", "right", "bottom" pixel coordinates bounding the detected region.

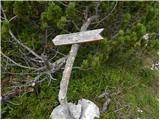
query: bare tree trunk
[{"left": 58, "top": 16, "right": 97, "bottom": 105}]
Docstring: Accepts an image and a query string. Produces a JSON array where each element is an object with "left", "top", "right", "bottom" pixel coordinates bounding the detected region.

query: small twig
[
  {"left": 36, "top": 77, "right": 47, "bottom": 83},
  {"left": 94, "top": 1, "right": 118, "bottom": 27},
  {"left": 2, "top": 72, "right": 39, "bottom": 75},
  {"left": 72, "top": 20, "right": 80, "bottom": 31},
  {"left": 50, "top": 56, "right": 68, "bottom": 73},
  {"left": 1, "top": 16, "right": 5, "bottom": 20},
  {"left": 33, "top": 66, "right": 46, "bottom": 72},
  {"left": 8, "top": 15, "right": 17, "bottom": 22},
  {"left": 9, "top": 30, "right": 43, "bottom": 61},
  {"left": 45, "top": 29, "right": 48, "bottom": 45},
  {"left": 43, "top": 29, "right": 48, "bottom": 53},
  {"left": 7, "top": 104, "right": 14, "bottom": 110},
  {"left": 114, "top": 105, "right": 130, "bottom": 113},
  {"left": 7, "top": 100, "right": 22, "bottom": 106},
  {"left": 19, "top": 48, "right": 32, "bottom": 67},
  {"left": 47, "top": 72, "right": 56, "bottom": 80},
  {"left": 29, "top": 57, "right": 44, "bottom": 63},
  {"left": 1, "top": 6, "right": 7, "bottom": 19},
  {"left": 98, "top": 91, "right": 109, "bottom": 98},
  {"left": 101, "top": 98, "right": 111, "bottom": 113},
  {"left": 95, "top": 1, "right": 101, "bottom": 16},
  {"left": 51, "top": 49, "right": 66, "bottom": 57},
  {"left": 1, "top": 52, "right": 39, "bottom": 70},
  {"left": 49, "top": 52, "right": 58, "bottom": 61}
]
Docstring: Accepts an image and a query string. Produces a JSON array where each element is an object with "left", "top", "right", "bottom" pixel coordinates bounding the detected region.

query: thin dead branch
[
  {"left": 1, "top": 52, "right": 39, "bottom": 70},
  {"left": 93, "top": 1, "right": 118, "bottom": 27},
  {"left": 1, "top": 6, "right": 68, "bottom": 105},
  {"left": 9, "top": 30, "right": 43, "bottom": 61},
  {"left": 1, "top": 56, "right": 67, "bottom": 104}
]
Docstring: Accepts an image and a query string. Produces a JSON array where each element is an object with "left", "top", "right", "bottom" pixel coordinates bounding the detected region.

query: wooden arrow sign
[{"left": 52, "top": 28, "right": 104, "bottom": 45}]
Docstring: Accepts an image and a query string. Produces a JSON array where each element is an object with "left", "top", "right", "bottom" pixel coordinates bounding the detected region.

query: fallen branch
[
  {"left": 1, "top": 56, "right": 67, "bottom": 104},
  {"left": 1, "top": 6, "right": 68, "bottom": 105},
  {"left": 1, "top": 52, "right": 39, "bottom": 70},
  {"left": 9, "top": 30, "right": 43, "bottom": 61},
  {"left": 98, "top": 91, "right": 111, "bottom": 113}
]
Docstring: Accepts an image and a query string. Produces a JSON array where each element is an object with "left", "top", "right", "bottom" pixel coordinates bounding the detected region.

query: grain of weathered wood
[{"left": 53, "top": 28, "right": 104, "bottom": 45}]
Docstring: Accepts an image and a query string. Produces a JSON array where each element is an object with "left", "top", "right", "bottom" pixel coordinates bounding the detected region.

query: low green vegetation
[
  {"left": 1, "top": 1, "right": 158, "bottom": 119},
  {"left": 2, "top": 53, "right": 158, "bottom": 118}
]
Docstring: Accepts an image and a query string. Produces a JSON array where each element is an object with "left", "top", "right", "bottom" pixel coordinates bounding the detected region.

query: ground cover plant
[{"left": 1, "top": 1, "right": 158, "bottom": 119}]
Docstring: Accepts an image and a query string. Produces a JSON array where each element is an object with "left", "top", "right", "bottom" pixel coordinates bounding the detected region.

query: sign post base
[{"left": 50, "top": 99, "right": 100, "bottom": 119}]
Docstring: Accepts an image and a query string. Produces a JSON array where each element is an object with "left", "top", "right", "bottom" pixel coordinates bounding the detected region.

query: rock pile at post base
[{"left": 50, "top": 99, "right": 100, "bottom": 119}]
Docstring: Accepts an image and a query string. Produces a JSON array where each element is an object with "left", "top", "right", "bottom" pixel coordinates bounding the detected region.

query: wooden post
[
  {"left": 58, "top": 43, "right": 80, "bottom": 104},
  {"left": 52, "top": 16, "right": 104, "bottom": 105}
]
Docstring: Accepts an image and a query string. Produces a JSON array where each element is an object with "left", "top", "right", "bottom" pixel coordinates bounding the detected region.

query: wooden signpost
[
  {"left": 53, "top": 28, "right": 104, "bottom": 45},
  {"left": 52, "top": 28, "right": 104, "bottom": 105}
]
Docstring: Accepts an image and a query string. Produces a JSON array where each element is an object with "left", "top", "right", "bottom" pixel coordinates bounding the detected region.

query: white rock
[
  {"left": 50, "top": 104, "right": 71, "bottom": 119},
  {"left": 50, "top": 99, "right": 100, "bottom": 119},
  {"left": 68, "top": 102, "right": 81, "bottom": 119},
  {"left": 78, "top": 99, "right": 100, "bottom": 119}
]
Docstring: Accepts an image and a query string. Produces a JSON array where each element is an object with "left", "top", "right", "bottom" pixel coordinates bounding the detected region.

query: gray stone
[
  {"left": 78, "top": 99, "right": 100, "bottom": 119},
  {"left": 50, "top": 99, "right": 100, "bottom": 119}
]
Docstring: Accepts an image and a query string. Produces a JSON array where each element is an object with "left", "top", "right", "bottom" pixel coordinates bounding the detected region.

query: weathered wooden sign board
[
  {"left": 53, "top": 28, "right": 104, "bottom": 45},
  {"left": 51, "top": 28, "right": 104, "bottom": 119}
]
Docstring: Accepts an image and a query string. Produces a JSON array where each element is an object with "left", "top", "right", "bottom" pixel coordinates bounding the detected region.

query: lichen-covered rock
[
  {"left": 50, "top": 99, "right": 100, "bottom": 119},
  {"left": 68, "top": 102, "right": 81, "bottom": 119},
  {"left": 50, "top": 104, "right": 71, "bottom": 119},
  {"left": 78, "top": 99, "right": 100, "bottom": 119}
]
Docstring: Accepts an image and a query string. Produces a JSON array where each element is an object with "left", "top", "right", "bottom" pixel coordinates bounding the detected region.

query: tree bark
[{"left": 58, "top": 16, "right": 97, "bottom": 105}]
